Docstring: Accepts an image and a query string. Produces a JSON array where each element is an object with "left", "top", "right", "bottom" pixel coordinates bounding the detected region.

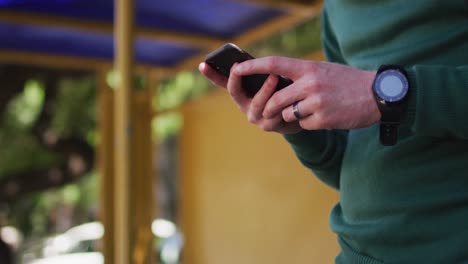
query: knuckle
[
  {"left": 314, "top": 95, "right": 326, "bottom": 109},
  {"left": 305, "top": 78, "right": 320, "bottom": 91},
  {"left": 282, "top": 110, "right": 290, "bottom": 122},
  {"left": 262, "top": 109, "right": 271, "bottom": 118},
  {"left": 266, "top": 56, "right": 279, "bottom": 71},
  {"left": 315, "top": 116, "right": 326, "bottom": 128},
  {"left": 298, "top": 119, "right": 315, "bottom": 131},
  {"left": 241, "top": 63, "right": 252, "bottom": 73},
  {"left": 264, "top": 125, "right": 274, "bottom": 132},
  {"left": 250, "top": 100, "right": 261, "bottom": 112},
  {"left": 264, "top": 74, "right": 276, "bottom": 87},
  {"left": 306, "top": 63, "right": 319, "bottom": 74},
  {"left": 315, "top": 115, "right": 331, "bottom": 129},
  {"left": 247, "top": 113, "right": 257, "bottom": 124},
  {"left": 268, "top": 95, "right": 282, "bottom": 108},
  {"left": 260, "top": 122, "right": 274, "bottom": 132},
  {"left": 227, "top": 86, "right": 235, "bottom": 97}
]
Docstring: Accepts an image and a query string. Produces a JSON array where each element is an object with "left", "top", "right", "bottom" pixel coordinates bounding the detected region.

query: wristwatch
[{"left": 372, "top": 65, "right": 410, "bottom": 146}]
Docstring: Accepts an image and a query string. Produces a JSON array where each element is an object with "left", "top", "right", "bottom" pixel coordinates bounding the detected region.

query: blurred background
[{"left": 0, "top": 0, "right": 338, "bottom": 263}]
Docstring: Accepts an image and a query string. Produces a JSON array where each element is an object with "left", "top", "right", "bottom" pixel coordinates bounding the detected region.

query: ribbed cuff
[{"left": 337, "top": 237, "right": 384, "bottom": 264}]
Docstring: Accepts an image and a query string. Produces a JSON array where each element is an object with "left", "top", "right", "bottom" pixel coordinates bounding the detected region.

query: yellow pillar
[
  {"left": 131, "top": 83, "right": 155, "bottom": 264},
  {"left": 100, "top": 70, "right": 155, "bottom": 264},
  {"left": 114, "top": 2, "right": 155, "bottom": 262},
  {"left": 114, "top": 0, "right": 135, "bottom": 262},
  {"left": 97, "top": 67, "right": 115, "bottom": 264}
]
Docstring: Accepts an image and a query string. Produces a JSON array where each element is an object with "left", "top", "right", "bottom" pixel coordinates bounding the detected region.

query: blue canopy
[{"left": 0, "top": 0, "right": 293, "bottom": 69}]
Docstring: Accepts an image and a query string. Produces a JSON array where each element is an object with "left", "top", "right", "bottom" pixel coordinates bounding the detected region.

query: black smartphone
[{"left": 204, "top": 43, "right": 293, "bottom": 97}]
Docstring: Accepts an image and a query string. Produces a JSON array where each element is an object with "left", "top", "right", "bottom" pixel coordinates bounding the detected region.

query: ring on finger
[{"left": 292, "top": 101, "right": 302, "bottom": 120}]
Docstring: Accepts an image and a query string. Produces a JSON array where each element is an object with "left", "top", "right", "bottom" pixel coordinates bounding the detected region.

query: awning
[{"left": 0, "top": 0, "right": 320, "bottom": 73}]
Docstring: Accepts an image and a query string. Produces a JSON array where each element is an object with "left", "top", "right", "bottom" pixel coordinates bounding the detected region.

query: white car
[
  {"left": 30, "top": 252, "right": 103, "bottom": 264},
  {"left": 29, "top": 222, "right": 104, "bottom": 264},
  {"left": 28, "top": 219, "right": 183, "bottom": 264}
]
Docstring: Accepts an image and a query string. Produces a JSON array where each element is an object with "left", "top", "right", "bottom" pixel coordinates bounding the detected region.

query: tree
[{"left": 0, "top": 65, "right": 96, "bottom": 235}]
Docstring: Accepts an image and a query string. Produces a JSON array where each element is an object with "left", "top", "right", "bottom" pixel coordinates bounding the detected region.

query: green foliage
[
  {"left": 251, "top": 15, "right": 322, "bottom": 58},
  {"left": 152, "top": 112, "right": 183, "bottom": 143},
  {"left": 63, "top": 184, "right": 81, "bottom": 205},
  {"left": 0, "top": 80, "right": 60, "bottom": 178},
  {"left": 155, "top": 71, "right": 211, "bottom": 112},
  {"left": 2, "top": 80, "right": 44, "bottom": 133},
  {"left": 0, "top": 134, "right": 59, "bottom": 178},
  {"left": 152, "top": 71, "right": 210, "bottom": 142},
  {"left": 51, "top": 77, "right": 97, "bottom": 145},
  {"left": 75, "top": 170, "right": 99, "bottom": 210},
  {"left": 106, "top": 69, "right": 147, "bottom": 91},
  {"left": 9, "top": 171, "right": 99, "bottom": 237},
  {"left": 0, "top": 76, "right": 97, "bottom": 177},
  {"left": 0, "top": 73, "right": 98, "bottom": 237},
  {"left": 9, "top": 193, "right": 42, "bottom": 236},
  {"left": 106, "top": 70, "right": 119, "bottom": 90}
]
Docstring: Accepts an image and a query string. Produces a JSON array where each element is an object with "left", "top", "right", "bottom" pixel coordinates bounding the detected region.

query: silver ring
[{"left": 292, "top": 101, "right": 302, "bottom": 119}]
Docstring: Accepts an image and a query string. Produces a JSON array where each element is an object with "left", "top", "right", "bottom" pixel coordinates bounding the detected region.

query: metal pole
[
  {"left": 114, "top": 0, "right": 135, "bottom": 262},
  {"left": 97, "top": 66, "right": 116, "bottom": 264}
]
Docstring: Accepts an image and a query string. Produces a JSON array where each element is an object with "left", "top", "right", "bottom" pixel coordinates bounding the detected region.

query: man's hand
[
  {"left": 199, "top": 62, "right": 302, "bottom": 135},
  {"left": 232, "top": 57, "right": 380, "bottom": 130},
  {"left": 199, "top": 56, "right": 380, "bottom": 133}
]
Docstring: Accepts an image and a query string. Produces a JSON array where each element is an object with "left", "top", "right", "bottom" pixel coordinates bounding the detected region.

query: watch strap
[
  {"left": 380, "top": 122, "right": 399, "bottom": 146},
  {"left": 377, "top": 102, "right": 406, "bottom": 123}
]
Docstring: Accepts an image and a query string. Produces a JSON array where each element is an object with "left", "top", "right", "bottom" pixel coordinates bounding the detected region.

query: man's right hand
[{"left": 199, "top": 62, "right": 302, "bottom": 135}]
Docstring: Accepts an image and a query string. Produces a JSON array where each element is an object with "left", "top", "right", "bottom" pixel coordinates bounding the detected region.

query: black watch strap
[
  {"left": 378, "top": 104, "right": 404, "bottom": 146},
  {"left": 380, "top": 122, "right": 399, "bottom": 146}
]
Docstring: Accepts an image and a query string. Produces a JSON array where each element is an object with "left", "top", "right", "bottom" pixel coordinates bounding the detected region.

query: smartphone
[{"left": 204, "top": 43, "right": 293, "bottom": 97}]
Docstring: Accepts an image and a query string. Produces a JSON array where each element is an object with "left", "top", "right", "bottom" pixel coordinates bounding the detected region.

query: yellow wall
[{"left": 179, "top": 89, "right": 339, "bottom": 264}]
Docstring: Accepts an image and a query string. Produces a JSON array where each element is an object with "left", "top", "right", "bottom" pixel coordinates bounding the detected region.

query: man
[{"left": 199, "top": 1, "right": 468, "bottom": 263}]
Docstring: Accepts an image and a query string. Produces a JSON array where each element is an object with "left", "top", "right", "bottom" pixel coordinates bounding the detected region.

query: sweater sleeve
[
  {"left": 279, "top": 9, "right": 349, "bottom": 190},
  {"left": 404, "top": 65, "right": 468, "bottom": 139},
  {"left": 320, "top": 8, "right": 347, "bottom": 65},
  {"left": 283, "top": 130, "right": 348, "bottom": 190}
]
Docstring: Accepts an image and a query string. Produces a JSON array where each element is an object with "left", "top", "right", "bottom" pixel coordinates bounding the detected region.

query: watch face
[{"left": 374, "top": 69, "right": 408, "bottom": 102}]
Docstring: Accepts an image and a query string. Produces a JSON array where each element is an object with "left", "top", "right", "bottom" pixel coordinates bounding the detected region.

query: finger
[
  {"left": 227, "top": 64, "right": 250, "bottom": 113},
  {"left": 262, "top": 81, "right": 307, "bottom": 119},
  {"left": 199, "top": 62, "right": 228, "bottom": 88},
  {"left": 297, "top": 112, "right": 334, "bottom": 131},
  {"left": 233, "top": 56, "right": 305, "bottom": 80},
  {"left": 280, "top": 122, "right": 304, "bottom": 135},
  {"left": 247, "top": 74, "right": 278, "bottom": 123},
  {"left": 282, "top": 99, "right": 315, "bottom": 123},
  {"left": 258, "top": 115, "right": 303, "bottom": 135}
]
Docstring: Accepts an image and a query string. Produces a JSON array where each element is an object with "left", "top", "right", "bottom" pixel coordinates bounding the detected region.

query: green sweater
[{"left": 284, "top": 1, "right": 468, "bottom": 263}]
